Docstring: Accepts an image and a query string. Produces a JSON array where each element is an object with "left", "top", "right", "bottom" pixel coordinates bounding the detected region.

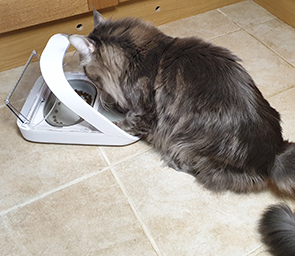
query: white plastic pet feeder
[{"left": 5, "top": 34, "right": 139, "bottom": 146}]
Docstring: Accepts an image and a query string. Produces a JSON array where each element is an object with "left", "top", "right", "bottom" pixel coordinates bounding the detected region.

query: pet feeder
[{"left": 5, "top": 34, "right": 139, "bottom": 146}]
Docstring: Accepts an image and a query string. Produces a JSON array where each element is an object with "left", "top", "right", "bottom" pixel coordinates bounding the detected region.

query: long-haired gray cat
[{"left": 68, "top": 10, "right": 295, "bottom": 256}]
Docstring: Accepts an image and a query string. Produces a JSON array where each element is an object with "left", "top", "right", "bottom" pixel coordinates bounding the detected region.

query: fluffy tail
[
  {"left": 270, "top": 142, "right": 295, "bottom": 194},
  {"left": 259, "top": 143, "right": 295, "bottom": 255},
  {"left": 259, "top": 204, "right": 295, "bottom": 256}
]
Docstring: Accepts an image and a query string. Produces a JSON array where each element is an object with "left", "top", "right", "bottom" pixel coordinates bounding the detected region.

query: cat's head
[{"left": 69, "top": 10, "right": 163, "bottom": 108}]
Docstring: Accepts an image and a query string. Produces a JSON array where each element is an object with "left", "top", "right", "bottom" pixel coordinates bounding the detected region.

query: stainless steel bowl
[{"left": 43, "top": 79, "right": 97, "bottom": 127}]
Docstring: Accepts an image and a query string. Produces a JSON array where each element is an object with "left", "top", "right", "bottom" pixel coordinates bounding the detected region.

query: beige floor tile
[
  {"left": 246, "top": 18, "right": 295, "bottom": 67},
  {"left": 113, "top": 150, "right": 282, "bottom": 256},
  {"left": 0, "top": 106, "right": 108, "bottom": 213},
  {"left": 211, "top": 30, "right": 295, "bottom": 98},
  {"left": 0, "top": 217, "right": 34, "bottom": 256},
  {"left": 268, "top": 88, "right": 295, "bottom": 141},
  {"left": 219, "top": 0, "right": 276, "bottom": 28},
  {"left": 159, "top": 9, "right": 240, "bottom": 39},
  {"left": 1, "top": 170, "right": 157, "bottom": 256}
]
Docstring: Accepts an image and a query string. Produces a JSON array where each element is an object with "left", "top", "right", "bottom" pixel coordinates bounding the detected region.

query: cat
[{"left": 68, "top": 10, "right": 295, "bottom": 256}]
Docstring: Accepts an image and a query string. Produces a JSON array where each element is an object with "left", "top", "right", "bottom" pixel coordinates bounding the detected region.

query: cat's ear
[
  {"left": 69, "top": 35, "right": 96, "bottom": 64},
  {"left": 93, "top": 9, "right": 105, "bottom": 27}
]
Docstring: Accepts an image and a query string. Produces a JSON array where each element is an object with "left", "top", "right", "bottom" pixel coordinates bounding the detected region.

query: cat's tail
[
  {"left": 269, "top": 141, "right": 295, "bottom": 194},
  {"left": 258, "top": 142, "right": 295, "bottom": 256},
  {"left": 259, "top": 204, "right": 295, "bottom": 256}
]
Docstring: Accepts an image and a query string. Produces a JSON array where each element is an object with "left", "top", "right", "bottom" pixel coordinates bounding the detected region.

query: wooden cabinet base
[{"left": 0, "top": 0, "right": 243, "bottom": 72}]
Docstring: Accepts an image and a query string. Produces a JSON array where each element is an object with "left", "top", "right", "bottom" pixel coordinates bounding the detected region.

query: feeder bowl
[{"left": 5, "top": 34, "right": 139, "bottom": 146}]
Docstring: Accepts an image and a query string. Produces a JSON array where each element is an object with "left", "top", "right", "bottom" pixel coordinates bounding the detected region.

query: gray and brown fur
[{"left": 69, "top": 11, "right": 295, "bottom": 255}]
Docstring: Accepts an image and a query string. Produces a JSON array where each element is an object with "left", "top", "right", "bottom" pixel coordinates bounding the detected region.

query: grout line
[
  {"left": 217, "top": 8, "right": 241, "bottom": 27},
  {"left": 267, "top": 86, "right": 295, "bottom": 101},
  {"left": 0, "top": 144, "right": 151, "bottom": 217},
  {"left": 217, "top": 7, "right": 276, "bottom": 31},
  {"left": 98, "top": 146, "right": 111, "bottom": 166},
  {"left": 244, "top": 244, "right": 265, "bottom": 256},
  {"left": 98, "top": 147, "right": 112, "bottom": 165},
  {"left": 244, "top": 29, "right": 295, "bottom": 69},
  {"left": 99, "top": 147, "right": 163, "bottom": 256},
  {"left": 217, "top": 7, "right": 295, "bottom": 69},
  {"left": 0, "top": 167, "right": 110, "bottom": 217},
  {"left": 216, "top": 9, "right": 233, "bottom": 20},
  {"left": 110, "top": 166, "right": 164, "bottom": 256},
  {"left": 241, "top": 29, "right": 295, "bottom": 96},
  {"left": 99, "top": 143, "right": 152, "bottom": 168},
  {"left": 207, "top": 28, "right": 241, "bottom": 41},
  {"left": 216, "top": 7, "right": 295, "bottom": 98}
]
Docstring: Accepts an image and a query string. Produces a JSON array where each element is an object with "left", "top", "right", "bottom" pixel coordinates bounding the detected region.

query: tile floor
[{"left": 1, "top": 0, "right": 295, "bottom": 255}]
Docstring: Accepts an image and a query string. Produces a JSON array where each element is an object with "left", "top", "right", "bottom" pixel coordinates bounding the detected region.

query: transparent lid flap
[{"left": 4, "top": 51, "right": 41, "bottom": 123}]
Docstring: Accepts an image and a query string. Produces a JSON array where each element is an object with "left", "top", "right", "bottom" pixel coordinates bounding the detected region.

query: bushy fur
[
  {"left": 259, "top": 204, "right": 295, "bottom": 256},
  {"left": 69, "top": 12, "right": 295, "bottom": 255}
]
